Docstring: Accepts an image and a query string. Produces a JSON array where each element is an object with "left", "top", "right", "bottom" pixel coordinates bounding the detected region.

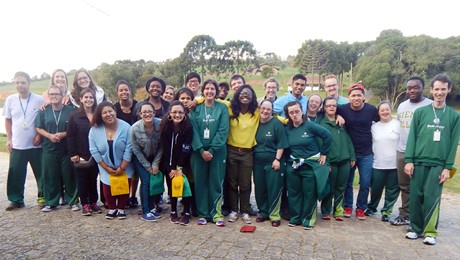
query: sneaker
[
  {"left": 322, "top": 215, "right": 331, "bottom": 220},
  {"left": 228, "top": 211, "right": 239, "bottom": 222},
  {"left": 364, "top": 208, "right": 375, "bottom": 216},
  {"left": 356, "top": 209, "right": 366, "bottom": 220},
  {"left": 5, "top": 202, "right": 24, "bottom": 211},
  {"left": 423, "top": 236, "right": 436, "bottom": 245},
  {"left": 42, "top": 206, "right": 54, "bottom": 212},
  {"left": 141, "top": 212, "right": 157, "bottom": 222},
  {"left": 405, "top": 231, "right": 422, "bottom": 240},
  {"left": 90, "top": 203, "right": 102, "bottom": 214},
  {"left": 150, "top": 209, "right": 162, "bottom": 219},
  {"left": 215, "top": 219, "right": 225, "bottom": 227},
  {"left": 334, "top": 216, "right": 344, "bottom": 221},
  {"left": 117, "top": 209, "right": 127, "bottom": 219},
  {"left": 344, "top": 207, "right": 352, "bottom": 218},
  {"left": 381, "top": 215, "right": 390, "bottom": 222},
  {"left": 197, "top": 218, "right": 207, "bottom": 225},
  {"left": 170, "top": 213, "right": 179, "bottom": 224},
  {"left": 221, "top": 208, "right": 230, "bottom": 217},
  {"left": 70, "top": 204, "right": 80, "bottom": 211},
  {"left": 288, "top": 222, "right": 299, "bottom": 227},
  {"left": 303, "top": 225, "right": 313, "bottom": 230},
  {"left": 82, "top": 204, "right": 92, "bottom": 216},
  {"left": 180, "top": 214, "right": 190, "bottom": 226},
  {"left": 242, "top": 213, "right": 252, "bottom": 224},
  {"left": 391, "top": 216, "right": 410, "bottom": 226},
  {"left": 271, "top": 220, "right": 281, "bottom": 227},
  {"left": 105, "top": 209, "right": 118, "bottom": 219}
]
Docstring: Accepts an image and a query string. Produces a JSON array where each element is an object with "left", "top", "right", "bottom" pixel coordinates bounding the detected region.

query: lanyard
[
  {"left": 204, "top": 103, "right": 214, "bottom": 128},
  {"left": 18, "top": 93, "right": 31, "bottom": 120},
  {"left": 432, "top": 104, "right": 446, "bottom": 126},
  {"left": 53, "top": 108, "right": 62, "bottom": 133}
]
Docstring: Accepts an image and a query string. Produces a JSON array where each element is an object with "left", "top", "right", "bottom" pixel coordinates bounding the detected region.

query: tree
[
  {"left": 222, "top": 40, "right": 257, "bottom": 74},
  {"left": 181, "top": 35, "right": 217, "bottom": 78}
]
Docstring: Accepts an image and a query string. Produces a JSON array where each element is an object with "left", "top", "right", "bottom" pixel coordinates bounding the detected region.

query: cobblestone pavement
[{"left": 1, "top": 152, "right": 459, "bottom": 259}]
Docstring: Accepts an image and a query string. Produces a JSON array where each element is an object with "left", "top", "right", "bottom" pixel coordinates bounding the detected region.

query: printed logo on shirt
[
  {"left": 301, "top": 132, "right": 309, "bottom": 138},
  {"left": 265, "top": 131, "right": 272, "bottom": 137},
  {"left": 427, "top": 124, "right": 445, "bottom": 129}
]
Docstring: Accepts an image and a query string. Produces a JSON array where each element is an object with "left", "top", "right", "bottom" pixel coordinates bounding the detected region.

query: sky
[{"left": 0, "top": 0, "right": 458, "bottom": 82}]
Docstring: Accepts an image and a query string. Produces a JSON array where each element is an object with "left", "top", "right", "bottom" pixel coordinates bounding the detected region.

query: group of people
[{"left": 3, "top": 70, "right": 459, "bottom": 245}]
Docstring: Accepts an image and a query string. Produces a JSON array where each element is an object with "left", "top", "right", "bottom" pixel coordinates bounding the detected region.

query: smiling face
[
  {"left": 162, "top": 88, "right": 174, "bottom": 102},
  {"left": 264, "top": 81, "right": 278, "bottom": 100},
  {"left": 77, "top": 72, "right": 91, "bottom": 89},
  {"left": 186, "top": 77, "right": 200, "bottom": 95},
  {"left": 291, "top": 78, "right": 306, "bottom": 98},
  {"left": 117, "top": 83, "right": 131, "bottom": 101},
  {"left": 148, "top": 80, "right": 163, "bottom": 98},
  {"left": 48, "top": 87, "right": 63, "bottom": 105},
  {"left": 230, "top": 78, "right": 244, "bottom": 92},
  {"left": 259, "top": 100, "right": 273, "bottom": 121},
  {"left": 101, "top": 105, "right": 117, "bottom": 125},
  {"left": 239, "top": 87, "right": 253, "bottom": 105},
  {"left": 348, "top": 89, "right": 365, "bottom": 110},
  {"left": 80, "top": 92, "right": 95, "bottom": 109},
  {"left": 218, "top": 86, "right": 229, "bottom": 99},
  {"left": 178, "top": 92, "right": 192, "bottom": 106},
  {"left": 378, "top": 103, "right": 392, "bottom": 122},
  {"left": 307, "top": 95, "right": 322, "bottom": 114},
  {"left": 203, "top": 83, "right": 217, "bottom": 101},
  {"left": 53, "top": 71, "right": 67, "bottom": 93},
  {"left": 430, "top": 80, "right": 451, "bottom": 104},
  {"left": 169, "top": 104, "right": 185, "bottom": 125},
  {"left": 288, "top": 103, "right": 303, "bottom": 125},
  {"left": 324, "top": 99, "right": 337, "bottom": 117},
  {"left": 324, "top": 78, "right": 338, "bottom": 98},
  {"left": 139, "top": 103, "right": 155, "bottom": 124}
]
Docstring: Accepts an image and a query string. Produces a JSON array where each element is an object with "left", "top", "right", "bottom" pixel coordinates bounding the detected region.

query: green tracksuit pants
[
  {"left": 286, "top": 163, "right": 317, "bottom": 227},
  {"left": 410, "top": 165, "right": 444, "bottom": 237},
  {"left": 253, "top": 159, "right": 284, "bottom": 221},
  {"left": 7, "top": 148, "right": 43, "bottom": 205},
  {"left": 191, "top": 149, "right": 226, "bottom": 222},
  {"left": 321, "top": 159, "right": 350, "bottom": 217},
  {"left": 42, "top": 151, "right": 78, "bottom": 207},
  {"left": 367, "top": 168, "right": 400, "bottom": 216}
]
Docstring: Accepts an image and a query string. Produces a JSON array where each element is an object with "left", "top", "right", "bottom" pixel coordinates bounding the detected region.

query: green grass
[{"left": 0, "top": 134, "right": 6, "bottom": 153}]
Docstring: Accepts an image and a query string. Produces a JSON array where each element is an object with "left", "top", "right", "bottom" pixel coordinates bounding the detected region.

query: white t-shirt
[
  {"left": 2, "top": 93, "right": 45, "bottom": 149},
  {"left": 372, "top": 119, "right": 400, "bottom": 169},
  {"left": 396, "top": 98, "right": 433, "bottom": 152}
]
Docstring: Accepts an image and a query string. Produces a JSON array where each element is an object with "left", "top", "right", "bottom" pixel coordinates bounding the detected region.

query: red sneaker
[
  {"left": 356, "top": 209, "right": 366, "bottom": 220},
  {"left": 344, "top": 207, "right": 352, "bottom": 218}
]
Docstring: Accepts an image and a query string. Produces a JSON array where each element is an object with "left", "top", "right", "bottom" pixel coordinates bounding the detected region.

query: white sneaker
[
  {"left": 242, "top": 213, "right": 252, "bottom": 224},
  {"left": 228, "top": 211, "right": 239, "bottom": 222},
  {"left": 70, "top": 205, "right": 80, "bottom": 211},
  {"left": 423, "top": 236, "right": 436, "bottom": 245},
  {"left": 42, "top": 206, "right": 53, "bottom": 212},
  {"left": 405, "top": 231, "right": 420, "bottom": 240}
]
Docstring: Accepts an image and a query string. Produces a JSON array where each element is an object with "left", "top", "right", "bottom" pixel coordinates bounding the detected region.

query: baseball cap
[{"left": 347, "top": 83, "right": 365, "bottom": 95}]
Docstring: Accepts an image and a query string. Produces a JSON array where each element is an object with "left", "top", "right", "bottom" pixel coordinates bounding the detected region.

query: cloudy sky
[{"left": 0, "top": 0, "right": 458, "bottom": 82}]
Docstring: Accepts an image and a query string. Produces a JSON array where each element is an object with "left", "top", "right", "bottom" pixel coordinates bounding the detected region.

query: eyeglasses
[
  {"left": 240, "top": 91, "right": 252, "bottom": 96},
  {"left": 49, "top": 93, "right": 62, "bottom": 96},
  {"left": 141, "top": 110, "right": 154, "bottom": 114},
  {"left": 188, "top": 79, "right": 199, "bottom": 84}
]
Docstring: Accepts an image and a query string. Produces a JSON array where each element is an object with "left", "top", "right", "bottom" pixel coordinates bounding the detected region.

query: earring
[{"left": 168, "top": 115, "right": 172, "bottom": 121}]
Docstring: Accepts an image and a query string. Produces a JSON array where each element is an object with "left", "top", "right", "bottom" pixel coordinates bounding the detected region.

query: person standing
[
  {"left": 190, "top": 79, "right": 229, "bottom": 226},
  {"left": 35, "top": 85, "right": 78, "bottom": 212},
  {"left": 274, "top": 74, "right": 308, "bottom": 117},
  {"left": 391, "top": 76, "right": 433, "bottom": 226},
  {"left": 142, "top": 77, "right": 170, "bottom": 119},
  {"left": 257, "top": 78, "right": 279, "bottom": 104},
  {"left": 253, "top": 99, "right": 288, "bottom": 227},
  {"left": 337, "top": 84, "right": 379, "bottom": 220},
  {"left": 67, "top": 88, "right": 101, "bottom": 216},
  {"left": 404, "top": 74, "right": 460, "bottom": 245},
  {"left": 364, "top": 101, "right": 400, "bottom": 221},
  {"left": 284, "top": 101, "right": 332, "bottom": 229},
  {"left": 185, "top": 72, "right": 201, "bottom": 98},
  {"left": 4, "top": 72, "right": 45, "bottom": 210},
  {"left": 323, "top": 74, "right": 348, "bottom": 105}
]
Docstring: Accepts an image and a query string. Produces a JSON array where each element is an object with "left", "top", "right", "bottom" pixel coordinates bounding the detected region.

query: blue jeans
[
  {"left": 343, "top": 154, "right": 373, "bottom": 210},
  {"left": 134, "top": 157, "right": 156, "bottom": 214}
]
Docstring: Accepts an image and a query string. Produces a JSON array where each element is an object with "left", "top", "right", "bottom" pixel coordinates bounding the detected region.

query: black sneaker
[
  {"left": 381, "top": 215, "right": 390, "bottom": 222},
  {"left": 364, "top": 208, "right": 376, "bottom": 216},
  {"left": 180, "top": 214, "right": 190, "bottom": 226},
  {"left": 130, "top": 197, "right": 139, "bottom": 207},
  {"left": 105, "top": 209, "right": 118, "bottom": 220},
  {"left": 117, "top": 210, "right": 127, "bottom": 219},
  {"left": 170, "top": 213, "right": 179, "bottom": 224}
]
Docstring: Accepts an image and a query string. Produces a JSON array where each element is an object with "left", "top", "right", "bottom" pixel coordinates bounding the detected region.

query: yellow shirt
[{"left": 227, "top": 108, "right": 260, "bottom": 148}]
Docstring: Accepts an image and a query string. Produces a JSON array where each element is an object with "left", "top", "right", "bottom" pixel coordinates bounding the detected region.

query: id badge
[
  {"left": 203, "top": 128, "right": 210, "bottom": 139},
  {"left": 433, "top": 130, "right": 441, "bottom": 142},
  {"left": 22, "top": 121, "right": 29, "bottom": 130}
]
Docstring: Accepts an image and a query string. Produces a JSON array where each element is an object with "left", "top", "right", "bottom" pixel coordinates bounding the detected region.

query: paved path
[{"left": 1, "top": 152, "right": 459, "bottom": 259}]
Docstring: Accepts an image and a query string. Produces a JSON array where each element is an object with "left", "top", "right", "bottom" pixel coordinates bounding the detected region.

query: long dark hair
[
  {"left": 230, "top": 84, "right": 258, "bottom": 122},
  {"left": 92, "top": 101, "right": 115, "bottom": 126},
  {"left": 71, "top": 69, "right": 97, "bottom": 102},
  {"left": 160, "top": 100, "right": 191, "bottom": 136},
  {"left": 78, "top": 88, "right": 97, "bottom": 113}
]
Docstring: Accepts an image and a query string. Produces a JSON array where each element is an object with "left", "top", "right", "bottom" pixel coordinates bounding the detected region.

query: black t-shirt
[
  {"left": 337, "top": 103, "right": 379, "bottom": 156},
  {"left": 114, "top": 100, "right": 138, "bottom": 125}
]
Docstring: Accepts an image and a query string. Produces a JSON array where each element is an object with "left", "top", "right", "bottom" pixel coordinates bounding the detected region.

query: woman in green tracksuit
[
  {"left": 319, "top": 97, "right": 355, "bottom": 221},
  {"left": 284, "top": 101, "right": 332, "bottom": 229},
  {"left": 189, "top": 79, "right": 229, "bottom": 227},
  {"left": 253, "top": 99, "right": 289, "bottom": 227}
]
